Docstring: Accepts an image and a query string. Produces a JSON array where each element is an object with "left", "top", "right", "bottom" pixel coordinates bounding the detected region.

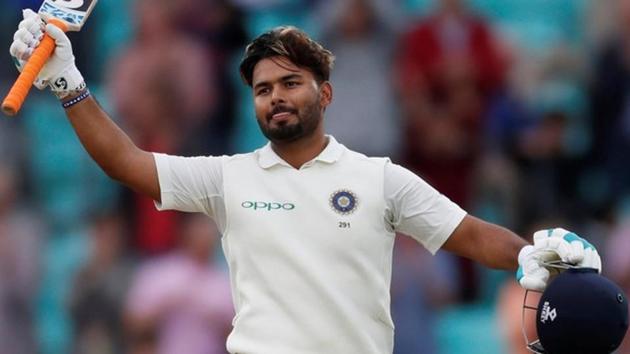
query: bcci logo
[
  {"left": 540, "top": 301, "right": 557, "bottom": 323},
  {"left": 329, "top": 189, "right": 358, "bottom": 215}
]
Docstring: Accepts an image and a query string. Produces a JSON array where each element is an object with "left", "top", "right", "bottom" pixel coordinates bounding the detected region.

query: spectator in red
[
  {"left": 396, "top": 0, "right": 506, "bottom": 206},
  {"left": 107, "top": 0, "right": 214, "bottom": 254},
  {"left": 396, "top": 0, "right": 507, "bottom": 300}
]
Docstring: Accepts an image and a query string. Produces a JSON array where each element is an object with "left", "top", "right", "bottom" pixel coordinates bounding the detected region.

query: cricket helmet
[{"left": 523, "top": 267, "right": 628, "bottom": 354}]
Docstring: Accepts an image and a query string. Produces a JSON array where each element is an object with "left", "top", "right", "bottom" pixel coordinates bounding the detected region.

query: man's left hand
[{"left": 517, "top": 228, "right": 601, "bottom": 291}]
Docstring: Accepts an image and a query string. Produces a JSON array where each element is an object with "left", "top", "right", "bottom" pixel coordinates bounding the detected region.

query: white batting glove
[
  {"left": 9, "top": 9, "right": 84, "bottom": 98},
  {"left": 517, "top": 245, "right": 550, "bottom": 291},
  {"left": 517, "top": 228, "right": 601, "bottom": 291}
]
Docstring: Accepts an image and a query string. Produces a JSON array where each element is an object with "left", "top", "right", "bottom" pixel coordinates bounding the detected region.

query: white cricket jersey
[{"left": 154, "top": 136, "right": 466, "bottom": 354}]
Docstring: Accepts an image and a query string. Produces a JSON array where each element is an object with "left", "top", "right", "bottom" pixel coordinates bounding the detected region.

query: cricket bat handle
[{"left": 2, "top": 19, "right": 68, "bottom": 117}]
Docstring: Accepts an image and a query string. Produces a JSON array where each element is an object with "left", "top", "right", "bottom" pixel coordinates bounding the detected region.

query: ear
[{"left": 319, "top": 81, "right": 333, "bottom": 108}]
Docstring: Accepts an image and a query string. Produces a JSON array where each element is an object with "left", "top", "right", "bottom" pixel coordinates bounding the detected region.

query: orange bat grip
[{"left": 2, "top": 19, "right": 68, "bottom": 116}]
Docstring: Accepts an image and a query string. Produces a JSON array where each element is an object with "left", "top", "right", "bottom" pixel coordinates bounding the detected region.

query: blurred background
[{"left": 0, "top": 0, "right": 629, "bottom": 353}]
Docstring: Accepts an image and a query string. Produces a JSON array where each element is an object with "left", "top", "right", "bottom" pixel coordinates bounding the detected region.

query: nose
[{"left": 271, "top": 86, "right": 286, "bottom": 106}]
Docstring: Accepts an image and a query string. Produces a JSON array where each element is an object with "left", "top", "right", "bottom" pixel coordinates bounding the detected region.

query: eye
[
  {"left": 256, "top": 87, "right": 270, "bottom": 96},
  {"left": 285, "top": 81, "right": 300, "bottom": 88}
]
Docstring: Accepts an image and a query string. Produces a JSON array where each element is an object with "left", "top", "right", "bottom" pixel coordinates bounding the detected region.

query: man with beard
[{"left": 9, "top": 14, "right": 602, "bottom": 354}]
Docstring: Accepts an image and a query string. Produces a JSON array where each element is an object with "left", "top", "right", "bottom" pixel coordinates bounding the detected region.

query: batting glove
[
  {"left": 517, "top": 228, "right": 601, "bottom": 291},
  {"left": 9, "top": 9, "right": 85, "bottom": 98}
]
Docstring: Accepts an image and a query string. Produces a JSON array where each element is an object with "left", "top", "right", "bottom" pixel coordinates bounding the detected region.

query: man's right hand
[{"left": 10, "top": 9, "right": 85, "bottom": 98}]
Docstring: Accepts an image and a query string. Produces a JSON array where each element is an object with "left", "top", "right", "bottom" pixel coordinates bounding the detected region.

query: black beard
[
  {"left": 258, "top": 97, "right": 322, "bottom": 143},
  {"left": 258, "top": 119, "right": 305, "bottom": 142}
]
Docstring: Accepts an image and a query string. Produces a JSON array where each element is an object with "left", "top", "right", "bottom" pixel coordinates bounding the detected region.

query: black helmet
[{"left": 524, "top": 268, "right": 628, "bottom": 354}]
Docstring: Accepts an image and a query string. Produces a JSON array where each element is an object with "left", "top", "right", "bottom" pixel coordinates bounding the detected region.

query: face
[
  {"left": 340, "top": 0, "right": 374, "bottom": 37},
  {"left": 439, "top": 0, "right": 464, "bottom": 14},
  {"left": 252, "top": 56, "right": 332, "bottom": 143}
]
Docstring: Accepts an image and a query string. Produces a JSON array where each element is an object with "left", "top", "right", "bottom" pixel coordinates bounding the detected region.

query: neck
[{"left": 271, "top": 128, "right": 328, "bottom": 169}]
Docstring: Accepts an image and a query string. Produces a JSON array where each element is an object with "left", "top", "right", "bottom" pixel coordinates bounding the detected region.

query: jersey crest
[{"left": 329, "top": 189, "right": 358, "bottom": 215}]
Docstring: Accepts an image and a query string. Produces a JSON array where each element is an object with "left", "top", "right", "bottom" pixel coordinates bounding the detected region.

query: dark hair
[{"left": 239, "top": 26, "right": 335, "bottom": 87}]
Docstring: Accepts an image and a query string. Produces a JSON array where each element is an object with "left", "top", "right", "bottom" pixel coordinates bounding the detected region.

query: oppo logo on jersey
[{"left": 241, "top": 201, "right": 295, "bottom": 211}]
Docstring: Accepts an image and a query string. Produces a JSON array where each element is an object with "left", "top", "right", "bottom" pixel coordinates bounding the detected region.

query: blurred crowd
[{"left": 0, "top": 0, "right": 629, "bottom": 353}]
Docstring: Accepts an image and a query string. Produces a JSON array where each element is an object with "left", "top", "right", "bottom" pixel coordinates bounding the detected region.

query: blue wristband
[{"left": 62, "top": 88, "right": 90, "bottom": 109}]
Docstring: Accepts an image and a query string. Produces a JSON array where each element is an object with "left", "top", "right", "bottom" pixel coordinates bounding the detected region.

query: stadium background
[{"left": 0, "top": 0, "right": 629, "bottom": 353}]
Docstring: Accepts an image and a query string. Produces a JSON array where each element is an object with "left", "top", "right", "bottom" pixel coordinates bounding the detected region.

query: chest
[{"left": 221, "top": 159, "right": 390, "bottom": 255}]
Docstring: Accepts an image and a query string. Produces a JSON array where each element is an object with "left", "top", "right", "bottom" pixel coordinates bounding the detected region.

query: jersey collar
[{"left": 257, "top": 135, "right": 344, "bottom": 169}]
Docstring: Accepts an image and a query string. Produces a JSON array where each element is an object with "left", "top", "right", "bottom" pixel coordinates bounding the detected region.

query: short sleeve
[
  {"left": 384, "top": 162, "right": 467, "bottom": 254},
  {"left": 153, "top": 153, "right": 227, "bottom": 230}
]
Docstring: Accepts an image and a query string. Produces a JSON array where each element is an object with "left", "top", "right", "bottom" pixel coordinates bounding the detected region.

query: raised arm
[
  {"left": 9, "top": 10, "right": 160, "bottom": 201},
  {"left": 65, "top": 96, "right": 160, "bottom": 201}
]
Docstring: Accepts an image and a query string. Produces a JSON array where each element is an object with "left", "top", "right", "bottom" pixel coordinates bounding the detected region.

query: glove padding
[
  {"left": 517, "top": 228, "right": 601, "bottom": 291},
  {"left": 9, "top": 9, "right": 84, "bottom": 98}
]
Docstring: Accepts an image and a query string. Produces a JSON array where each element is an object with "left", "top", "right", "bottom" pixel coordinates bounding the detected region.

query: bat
[{"left": 1, "top": 0, "right": 98, "bottom": 116}]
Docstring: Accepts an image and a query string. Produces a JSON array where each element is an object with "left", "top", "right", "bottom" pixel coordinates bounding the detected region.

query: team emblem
[
  {"left": 540, "top": 301, "right": 557, "bottom": 323},
  {"left": 329, "top": 189, "right": 358, "bottom": 215}
]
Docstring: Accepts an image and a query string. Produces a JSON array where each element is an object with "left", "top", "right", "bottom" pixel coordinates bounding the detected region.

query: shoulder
[
  {"left": 224, "top": 151, "right": 256, "bottom": 162},
  {"left": 222, "top": 151, "right": 259, "bottom": 168},
  {"left": 383, "top": 160, "right": 434, "bottom": 192},
  {"left": 154, "top": 152, "right": 229, "bottom": 161},
  {"left": 341, "top": 147, "right": 391, "bottom": 167},
  {"left": 154, "top": 153, "right": 231, "bottom": 170}
]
